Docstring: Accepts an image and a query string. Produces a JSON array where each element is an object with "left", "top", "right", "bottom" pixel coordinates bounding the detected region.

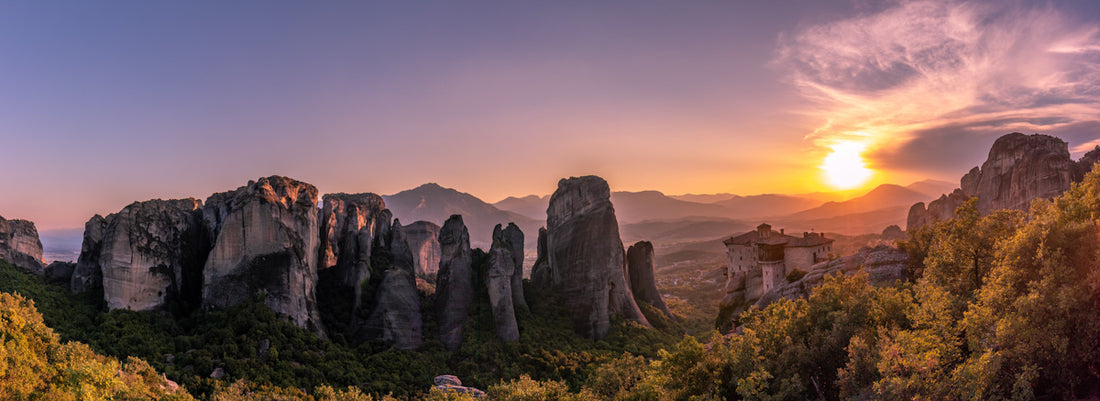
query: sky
[{"left": 3, "top": 0, "right": 1100, "bottom": 230}]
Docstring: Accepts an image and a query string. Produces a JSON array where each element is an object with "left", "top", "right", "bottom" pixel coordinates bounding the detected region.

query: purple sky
[{"left": 3, "top": 1, "right": 1100, "bottom": 230}]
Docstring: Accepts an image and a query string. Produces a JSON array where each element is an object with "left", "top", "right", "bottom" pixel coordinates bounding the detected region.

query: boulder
[
  {"left": 541, "top": 176, "right": 649, "bottom": 340},
  {"left": 404, "top": 221, "right": 441, "bottom": 279},
  {"left": 502, "top": 223, "right": 527, "bottom": 312},
  {"left": 626, "top": 241, "right": 673, "bottom": 318},
  {"left": 71, "top": 215, "right": 107, "bottom": 293},
  {"left": 0, "top": 214, "right": 44, "bottom": 273},
  {"left": 486, "top": 224, "right": 519, "bottom": 342},
  {"left": 433, "top": 375, "right": 485, "bottom": 398},
  {"left": 201, "top": 176, "right": 324, "bottom": 334},
  {"left": 97, "top": 199, "right": 208, "bottom": 311},
  {"left": 435, "top": 215, "right": 473, "bottom": 350}
]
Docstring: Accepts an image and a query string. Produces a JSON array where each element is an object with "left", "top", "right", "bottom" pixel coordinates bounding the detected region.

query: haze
[{"left": 3, "top": 0, "right": 1100, "bottom": 230}]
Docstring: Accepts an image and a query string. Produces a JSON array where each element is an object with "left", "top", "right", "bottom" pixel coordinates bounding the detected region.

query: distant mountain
[
  {"left": 620, "top": 217, "right": 751, "bottom": 244},
  {"left": 609, "top": 191, "right": 731, "bottom": 223},
  {"left": 782, "top": 184, "right": 931, "bottom": 222},
  {"left": 906, "top": 179, "right": 956, "bottom": 198},
  {"left": 712, "top": 194, "right": 823, "bottom": 220},
  {"left": 383, "top": 183, "right": 540, "bottom": 249},
  {"left": 668, "top": 193, "right": 738, "bottom": 204},
  {"left": 492, "top": 195, "right": 548, "bottom": 220},
  {"left": 775, "top": 205, "right": 911, "bottom": 235}
]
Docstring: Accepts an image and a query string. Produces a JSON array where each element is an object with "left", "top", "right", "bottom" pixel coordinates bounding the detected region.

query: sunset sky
[{"left": 4, "top": 0, "right": 1100, "bottom": 230}]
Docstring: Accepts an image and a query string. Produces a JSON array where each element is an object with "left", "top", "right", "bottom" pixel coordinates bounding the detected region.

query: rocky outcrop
[
  {"left": 626, "top": 241, "right": 673, "bottom": 318},
  {"left": 360, "top": 219, "right": 423, "bottom": 350},
  {"left": 404, "top": 221, "right": 441, "bottom": 279},
  {"left": 96, "top": 199, "right": 208, "bottom": 312},
  {"left": 432, "top": 375, "right": 486, "bottom": 398},
  {"left": 908, "top": 133, "right": 1089, "bottom": 230},
  {"left": 502, "top": 223, "right": 527, "bottom": 312},
  {"left": 435, "top": 215, "right": 473, "bottom": 350},
  {"left": 44, "top": 261, "right": 75, "bottom": 283},
  {"left": 201, "top": 176, "right": 324, "bottom": 334},
  {"left": 363, "top": 268, "right": 423, "bottom": 350},
  {"left": 538, "top": 176, "right": 649, "bottom": 340},
  {"left": 486, "top": 224, "right": 520, "bottom": 342},
  {"left": 318, "top": 192, "right": 388, "bottom": 300},
  {"left": 0, "top": 215, "right": 44, "bottom": 273},
  {"left": 718, "top": 245, "right": 908, "bottom": 331},
  {"left": 71, "top": 215, "right": 107, "bottom": 293},
  {"left": 530, "top": 227, "right": 550, "bottom": 286}
]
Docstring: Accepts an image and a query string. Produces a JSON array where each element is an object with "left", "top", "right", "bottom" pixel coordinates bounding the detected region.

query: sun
[{"left": 821, "top": 141, "right": 873, "bottom": 190}]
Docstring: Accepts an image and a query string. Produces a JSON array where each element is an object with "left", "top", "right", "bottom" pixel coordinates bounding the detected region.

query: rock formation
[
  {"left": 626, "top": 241, "right": 673, "bottom": 319},
  {"left": 0, "top": 214, "right": 44, "bottom": 273},
  {"left": 530, "top": 227, "right": 550, "bottom": 285},
  {"left": 201, "top": 176, "right": 324, "bottom": 334},
  {"left": 361, "top": 219, "right": 423, "bottom": 350},
  {"left": 501, "top": 223, "right": 527, "bottom": 312},
  {"left": 403, "top": 221, "right": 441, "bottom": 279},
  {"left": 486, "top": 224, "right": 520, "bottom": 342},
  {"left": 908, "top": 133, "right": 1090, "bottom": 230},
  {"left": 71, "top": 215, "right": 107, "bottom": 293},
  {"left": 44, "top": 261, "right": 75, "bottom": 283},
  {"left": 536, "top": 176, "right": 649, "bottom": 340},
  {"left": 435, "top": 215, "right": 473, "bottom": 350},
  {"left": 318, "top": 192, "right": 389, "bottom": 300},
  {"left": 432, "top": 375, "right": 486, "bottom": 398},
  {"left": 95, "top": 199, "right": 208, "bottom": 311}
]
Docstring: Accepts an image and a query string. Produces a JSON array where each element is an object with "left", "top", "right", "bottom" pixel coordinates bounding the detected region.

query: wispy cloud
[{"left": 776, "top": 0, "right": 1100, "bottom": 173}]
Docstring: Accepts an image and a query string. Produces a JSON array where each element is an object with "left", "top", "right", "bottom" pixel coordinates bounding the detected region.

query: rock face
[
  {"left": 536, "top": 176, "right": 649, "bottom": 340},
  {"left": 0, "top": 215, "right": 44, "bottom": 273},
  {"left": 96, "top": 199, "right": 209, "bottom": 312},
  {"left": 433, "top": 375, "right": 486, "bottom": 398},
  {"left": 404, "top": 221, "right": 441, "bottom": 279},
  {"left": 201, "top": 176, "right": 324, "bottom": 334},
  {"left": 44, "top": 261, "right": 75, "bottom": 283},
  {"left": 317, "top": 193, "right": 389, "bottom": 306},
  {"left": 501, "top": 223, "right": 527, "bottom": 312},
  {"left": 360, "top": 219, "right": 423, "bottom": 350},
  {"left": 486, "top": 224, "right": 520, "bottom": 342},
  {"left": 530, "top": 227, "right": 550, "bottom": 285},
  {"left": 718, "top": 245, "right": 908, "bottom": 331},
  {"left": 908, "top": 133, "right": 1088, "bottom": 230},
  {"left": 71, "top": 215, "right": 108, "bottom": 293},
  {"left": 435, "top": 215, "right": 474, "bottom": 350},
  {"left": 626, "top": 241, "right": 673, "bottom": 318}
]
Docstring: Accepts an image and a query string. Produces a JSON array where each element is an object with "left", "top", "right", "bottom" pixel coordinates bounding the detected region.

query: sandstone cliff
[
  {"left": 535, "top": 176, "right": 649, "bottom": 340},
  {"left": 908, "top": 133, "right": 1090, "bottom": 230},
  {"left": 486, "top": 224, "right": 520, "bottom": 342},
  {"left": 435, "top": 215, "right": 473, "bottom": 350},
  {"left": 359, "top": 219, "right": 423, "bottom": 349},
  {"left": 317, "top": 192, "right": 390, "bottom": 333},
  {"left": 404, "top": 221, "right": 441, "bottom": 280},
  {"left": 626, "top": 241, "right": 673, "bottom": 319},
  {"left": 71, "top": 215, "right": 108, "bottom": 293},
  {"left": 201, "top": 176, "right": 324, "bottom": 334},
  {"left": 0, "top": 214, "right": 44, "bottom": 273},
  {"left": 94, "top": 199, "right": 208, "bottom": 312}
]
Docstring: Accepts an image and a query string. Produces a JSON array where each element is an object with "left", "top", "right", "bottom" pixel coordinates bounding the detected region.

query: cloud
[{"left": 776, "top": 0, "right": 1100, "bottom": 173}]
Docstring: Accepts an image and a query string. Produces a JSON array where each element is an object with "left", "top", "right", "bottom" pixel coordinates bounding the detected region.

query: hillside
[{"left": 783, "top": 184, "right": 931, "bottom": 222}]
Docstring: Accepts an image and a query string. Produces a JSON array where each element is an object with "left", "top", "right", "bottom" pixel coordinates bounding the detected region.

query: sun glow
[{"left": 821, "top": 141, "right": 873, "bottom": 190}]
